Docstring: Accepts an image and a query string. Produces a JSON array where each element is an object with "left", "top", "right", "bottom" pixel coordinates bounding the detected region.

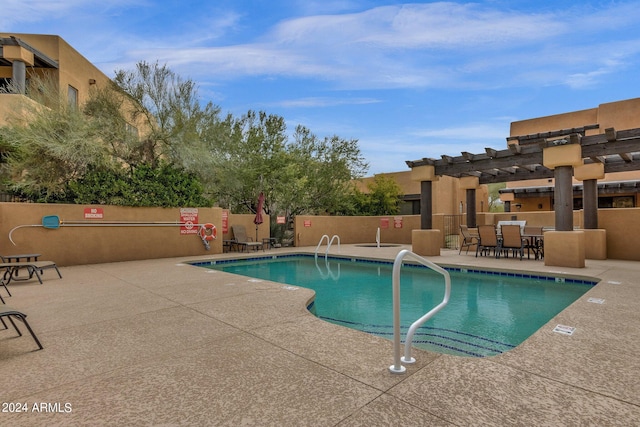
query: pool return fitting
[
  {"left": 9, "top": 215, "right": 217, "bottom": 250},
  {"left": 389, "top": 249, "right": 451, "bottom": 374}
]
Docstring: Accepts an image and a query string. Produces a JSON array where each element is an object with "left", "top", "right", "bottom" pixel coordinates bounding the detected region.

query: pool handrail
[
  {"left": 389, "top": 249, "right": 451, "bottom": 374},
  {"left": 314, "top": 235, "right": 330, "bottom": 258},
  {"left": 314, "top": 234, "right": 340, "bottom": 258},
  {"left": 327, "top": 235, "right": 340, "bottom": 255},
  {"left": 376, "top": 227, "right": 380, "bottom": 248}
]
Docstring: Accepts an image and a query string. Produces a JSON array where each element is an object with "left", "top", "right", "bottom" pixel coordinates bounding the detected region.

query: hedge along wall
[{"left": 0, "top": 203, "right": 227, "bottom": 266}]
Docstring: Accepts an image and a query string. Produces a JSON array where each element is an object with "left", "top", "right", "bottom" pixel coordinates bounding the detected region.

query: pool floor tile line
[{"left": 1, "top": 245, "right": 639, "bottom": 425}]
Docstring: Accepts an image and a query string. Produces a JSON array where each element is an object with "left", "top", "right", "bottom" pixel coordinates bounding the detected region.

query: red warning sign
[
  {"left": 84, "top": 207, "right": 104, "bottom": 219},
  {"left": 222, "top": 210, "right": 229, "bottom": 234}
]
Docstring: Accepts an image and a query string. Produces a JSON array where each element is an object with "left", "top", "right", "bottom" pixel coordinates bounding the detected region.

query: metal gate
[{"left": 443, "top": 215, "right": 464, "bottom": 249}]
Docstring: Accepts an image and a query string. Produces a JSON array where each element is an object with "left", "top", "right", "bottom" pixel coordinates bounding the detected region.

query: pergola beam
[{"left": 407, "top": 125, "right": 640, "bottom": 185}]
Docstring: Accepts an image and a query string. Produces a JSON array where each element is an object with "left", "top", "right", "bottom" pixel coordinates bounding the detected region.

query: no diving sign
[{"left": 180, "top": 208, "right": 199, "bottom": 235}]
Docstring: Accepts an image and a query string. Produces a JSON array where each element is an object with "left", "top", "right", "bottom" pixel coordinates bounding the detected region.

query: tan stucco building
[
  {"left": 0, "top": 33, "right": 112, "bottom": 125},
  {"left": 502, "top": 97, "right": 640, "bottom": 211},
  {"left": 356, "top": 172, "right": 490, "bottom": 216}
]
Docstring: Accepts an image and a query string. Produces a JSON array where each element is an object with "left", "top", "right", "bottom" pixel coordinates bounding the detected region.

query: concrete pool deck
[{"left": 1, "top": 245, "right": 639, "bottom": 425}]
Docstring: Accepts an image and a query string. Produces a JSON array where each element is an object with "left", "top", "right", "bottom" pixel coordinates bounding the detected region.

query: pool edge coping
[{"left": 186, "top": 252, "right": 599, "bottom": 286}]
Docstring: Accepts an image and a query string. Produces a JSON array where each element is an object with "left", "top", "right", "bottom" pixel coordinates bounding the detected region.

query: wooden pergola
[{"left": 406, "top": 125, "right": 640, "bottom": 231}]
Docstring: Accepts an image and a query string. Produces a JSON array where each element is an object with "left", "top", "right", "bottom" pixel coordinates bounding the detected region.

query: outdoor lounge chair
[
  {"left": 0, "top": 261, "right": 62, "bottom": 286},
  {"left": 0, "top": 279, "right": 10, "bottom": 303},
  {"left": 500, "top": 224, "right": 527, "bottom": 260},
  {"left": 459, "top": 225, "right": 478, "bottom": 254},
  {"left": 476, "top": 225, "right": 500, "bottom": 258},
  {"left": 230, "top": 225, "right": 264, "bottom": 252},
  {"left": 0, "top": 306, "right": 43, "bottom": 350}
]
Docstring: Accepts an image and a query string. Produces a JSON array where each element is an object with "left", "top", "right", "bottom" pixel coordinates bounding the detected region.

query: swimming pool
[{"left": 195, "top": 254, "right": 596, "bottom": 357}]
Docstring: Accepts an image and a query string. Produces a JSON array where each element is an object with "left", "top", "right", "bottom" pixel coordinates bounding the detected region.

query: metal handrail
[
  {"left": 376, "top": 227, "right": 380, "bottom": 248},
  {"left": 314, "top": 235, "right": 330, "bottom": 258},
  {"left": 389, "top": 249, "right": 451, "bottom": 374},
  {"left": 327, "top": 235, "right": 340, "bottom": 255},
  {"left": 314, "top": 234, "right": 340, "bottom": 258}
]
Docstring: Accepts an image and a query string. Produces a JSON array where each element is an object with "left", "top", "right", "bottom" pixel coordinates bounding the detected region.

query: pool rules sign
[{"left": 180, "top": 208, "right": 199, "bottom": 235}]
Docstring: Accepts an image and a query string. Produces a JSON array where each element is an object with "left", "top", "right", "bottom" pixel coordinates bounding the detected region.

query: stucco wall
[
  {"left": 295, "top": 209, "right": 640, "bottom": 261},
  {"left": 510, "top": 107, "right": 599, "bottom": 138},
  {"left": 0, "top": 93, "right": 37, "bottom": 125},
  {"left": 294, "top": 215, "right": 420, "bottom": 247},
  {"left": 3, "top": 203, "right": 637, "bottom": 263},
  {"left": 598, "top": 208, "right": 640, "bottom": 261},
  {"left": 597, "top": 98, "right": 640, "bottom": 131},
  {"left": 0, "top": 203, "right": 225, "bottom": 266}
]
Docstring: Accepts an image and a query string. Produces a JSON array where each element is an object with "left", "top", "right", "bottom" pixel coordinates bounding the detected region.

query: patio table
[{"left": 1, "top": 253, "right": 41, "bottom": 281}]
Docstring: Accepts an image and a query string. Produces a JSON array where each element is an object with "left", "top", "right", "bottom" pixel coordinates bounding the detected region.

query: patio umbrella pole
[{"left": 253, "top": 192, "right": 265, "bottom": 244}]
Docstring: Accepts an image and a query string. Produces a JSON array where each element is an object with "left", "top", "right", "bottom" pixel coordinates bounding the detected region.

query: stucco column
[
  {"left": 3, "top": 45, "right": 34, "bottom": 95},
  {"left": 466, "top": 189, "right": 476, "bottom": 228},
  {"left": 582, "top": 179, "right": 598, "bottom": 229},
  {"left": 420, "top": 181, "right": 432, "bottom": 229},
  {"left": 12, "top": 60, "right": 26, "bottom": 94},
  {"left": 460, "top": 177, "right": 479, "bottom": 228},
  {"left": 543, "top": 143, "right": 582, "bottom": 231},
  {"left": 554, "top": 166, "right": 573, "bottom": 231},
  {"left": 411, "top": 165, "right": 438, "bottom": 230},
  {"left": 410, "top": 165, "right": 441, "bottom": 256},
  {"left": 542, "top": 143, "right": 585, "bottom": 267},
  {"left": 575, "top": 163, "right": 604, "bottom": 229},
  {"left": 575, "top": 163, "right": 607, "bottom": 260}
]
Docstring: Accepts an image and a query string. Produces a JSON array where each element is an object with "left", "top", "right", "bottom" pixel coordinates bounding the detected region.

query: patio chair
[
  {"left": 0, "top": 284, "right": 7, "bottom": 304},
  {"left": 0, "top": 306, "right": 43, "bottom": 350},
  {"left": 230, "top": 225, "right": 264, "bottom": 252},
  {"left": 476, "top": 225, "right": 500, "bottom": 258},
  {"left": 459, "top": 225, "right": 478, "bottom": 254},
  {"left": 0, "top": 274, "right": 11, "bottom": 302},
  {"left": 500, "top": 225, "right": 527, "bottom": 260},
  {"left": 0, "top": 260, "right": 62, "bottom": 286}
]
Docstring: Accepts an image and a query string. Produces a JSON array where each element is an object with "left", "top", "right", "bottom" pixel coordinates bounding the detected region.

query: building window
[
  {"left": 585, "top": 196, "right": 637, "bottom": 209},
  {"left": 68, "top": 85, "right": 78, "bottom": 108}
]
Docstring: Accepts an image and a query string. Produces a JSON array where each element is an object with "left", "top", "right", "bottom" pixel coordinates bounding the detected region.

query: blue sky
[{"left": 4, "top": 1, "right": 640, "bottom": 174}]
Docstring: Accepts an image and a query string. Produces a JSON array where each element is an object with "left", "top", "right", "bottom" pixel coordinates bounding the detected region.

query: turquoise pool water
[{"left": 197, "top": 255, "right": 595, "bottom": 357}]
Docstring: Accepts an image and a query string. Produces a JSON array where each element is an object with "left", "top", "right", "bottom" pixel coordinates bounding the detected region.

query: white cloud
[
  {"left": 150, "top": 2, "right": 638, "bottom": 91},
  {"left": 274, "top": 97, "right": 381, "bottom": 108},
  {"left": 8, "top": 1, "right": 638, "bottom": 93},
  {"left": 1, "top": 0, "right": 144, "bottom": 27}
]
